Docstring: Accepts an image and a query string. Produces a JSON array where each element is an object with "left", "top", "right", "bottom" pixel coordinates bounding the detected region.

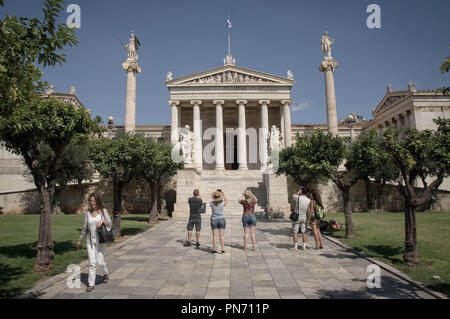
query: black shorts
[{"left": 187, "top": 217, "right": 201, "bottom": 232}]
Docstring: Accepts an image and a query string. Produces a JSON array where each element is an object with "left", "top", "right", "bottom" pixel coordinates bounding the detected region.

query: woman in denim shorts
[
  {"left": 239, "top": 190, "right": 258, "bottom": 252},
  {"left": 210, "top": 190, "right": 227, "bottom": 254}
]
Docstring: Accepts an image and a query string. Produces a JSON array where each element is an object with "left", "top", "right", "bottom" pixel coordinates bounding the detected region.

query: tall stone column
[
  {"left": 122, "top": 61, "right": 141, "bottom": 134},
  {"left": 319, "top": 59, "right": 339, "bottom": 135},
  {"left": 214, "top": 100, "right": 225, "bottom": 171},
  {"left": 191, "top": 100, "right": 203, "bottom": 172},
  {"left": 169, "top": 100, "right": 180, "bottom": 145},
  {"left": 259, "top": 100, "right": 270, "bottom": 169},
  {"left": 237, "top": 100, "right": 248, "bottom": 171},
  {"left": 282, "top": 100, "right": 292, "bottom": 147}
]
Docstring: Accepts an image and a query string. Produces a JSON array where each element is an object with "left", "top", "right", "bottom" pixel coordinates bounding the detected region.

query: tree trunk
[
  {"left": 35, "top": 183, "right": 55, "bottom": 273},
  {"left": 112, "top": 178, "right": 123, "bottom": 239},
  {"left": 365, "top": 179, "right": 374, "bottom": 211},
  {"left": 343, "top": 188, "right": 355, "bottom": 239},
  {"left": 376, "top": 183, "right": 385, "bottom": 210},
  {"left": 149, "top": 180, "right": 159, "bottom": 224},
  {"left": 50, "top": 185, "right": 63, "bottom": 215},
  {"left": 309, "top": 186, "right": 324, "bottom": 208},
  {"left": 404, "top": 204, "right": 419, "bottom": 265}
]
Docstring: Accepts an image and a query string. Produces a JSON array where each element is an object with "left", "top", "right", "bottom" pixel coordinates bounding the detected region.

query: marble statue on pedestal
[
  {"left": 321, "top": 31, "right": 334, "bottom": 58},
  {"left": 125, "top": 31, "right": 140, "bottom": 61},
  {"left": 179, "top": 125, "right": 194, "bottom": 165}
]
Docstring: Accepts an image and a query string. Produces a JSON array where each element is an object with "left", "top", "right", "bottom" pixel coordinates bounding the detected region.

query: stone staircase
[
  {"left": 173, "top": 169, "right": 291, "bottom": 219},
  {"left": 198, "top": 170, "right": 267, "bottom": 217}
]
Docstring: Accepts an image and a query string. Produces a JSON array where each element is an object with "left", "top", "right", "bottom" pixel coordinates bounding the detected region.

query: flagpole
[{"left": 228, "top": 29, "right": 231, "bottom": 56}]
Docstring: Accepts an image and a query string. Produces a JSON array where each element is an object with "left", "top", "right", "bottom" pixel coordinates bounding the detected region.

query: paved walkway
[{"left": 39, "top": 217, "right": 437, "bottom": 299}]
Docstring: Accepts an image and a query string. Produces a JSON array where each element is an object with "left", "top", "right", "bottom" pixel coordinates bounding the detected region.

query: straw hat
[{"left": 211, "top": 191, "right": 224, "bottom": 203}]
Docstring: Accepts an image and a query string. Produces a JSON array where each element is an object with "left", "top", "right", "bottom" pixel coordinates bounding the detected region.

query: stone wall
[
  {"left": 286, "top": 177, "right": 450, "bottom": 213},
  {"left": 0, "top": 177, "right": 178, "bottom": 216}
]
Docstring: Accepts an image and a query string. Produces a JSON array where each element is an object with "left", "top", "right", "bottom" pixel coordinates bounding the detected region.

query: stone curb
[
  {"left": 322, "top": 234, "right": 448, "bottom": 300},
  {"left": 12, "top": 218, "right": 174, "bottom": 299}
]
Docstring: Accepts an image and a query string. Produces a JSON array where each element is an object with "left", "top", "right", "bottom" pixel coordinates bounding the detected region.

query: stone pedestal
[
  {"left": 319, "top": 57, "right": 339, "bottom": 136},
  {"left": 172, "top": 169, "right": 200, "bottom": 218},
  {"left": 263, "top": 173, "right": 291, "bottom": 219}
]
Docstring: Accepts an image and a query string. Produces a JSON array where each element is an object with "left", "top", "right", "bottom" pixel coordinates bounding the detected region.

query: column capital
[
  {"left": 236, "top": 100, "right": 248, "bottom": 105},
  {"left": 168, "top": 100, "right": 180, "bottom": 106},
  {"left": 213, "top": 100, "right": 225, "bottom": 105},
  {"left": 319, "top": 57, "right": 339, "bottom": 72},
  {"left": 281, "top": 100, "right": 292, "bottom": 105},
  {"left": 258, "top": 100, "right": 271, "bottom": 105},
  {"left": 122, "top": 60, "right": 141, "bottom": 73},
  {"left": 190, "top": 100, "right": 202, "bottom": 106}
]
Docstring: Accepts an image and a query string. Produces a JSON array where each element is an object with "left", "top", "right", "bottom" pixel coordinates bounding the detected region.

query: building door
[{"left": 224, "top": 134, "right": 238, "bottom": 170}]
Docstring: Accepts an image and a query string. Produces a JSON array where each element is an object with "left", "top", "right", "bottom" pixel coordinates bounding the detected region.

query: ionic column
[
  {"left": 281, "top": 100, "right": 293, "bottom": 147},
  {"left": 237, "top": 100, "right": 248, "bottom": 171},
  {"left": 122, "top": 62, "right": 141, "bottom": 134},
  {"left": 319, "top": 58, "right": 339, "bottom": 135},
  {"left": 191, "top": 100, "right": 203, "bottom": 172},
  {"left": 169, "top": 100, "right": 180, "bottom": 145},
  {"left": 280, "top": 106, "right": 285, "bottom": 149},
  {"left": 259, "top": 100, "right": 270, "bottom": 168},
  {"left": 214, "top": 100, "right": 225, "bottom": 171}
]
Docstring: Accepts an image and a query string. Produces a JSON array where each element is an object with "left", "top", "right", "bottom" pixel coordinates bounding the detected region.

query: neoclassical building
[{"left": 1, "top": 31, "right": 449, "bottom": 215}]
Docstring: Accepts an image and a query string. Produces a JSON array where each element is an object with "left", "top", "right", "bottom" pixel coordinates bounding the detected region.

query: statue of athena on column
[{"left": 125, "top": 31, "right": 141, "bottom": 61}]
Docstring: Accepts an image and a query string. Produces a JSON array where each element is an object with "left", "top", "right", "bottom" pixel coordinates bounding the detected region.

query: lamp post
[{"left": 347, "top": 114, "right": 356, "bottom": 141}]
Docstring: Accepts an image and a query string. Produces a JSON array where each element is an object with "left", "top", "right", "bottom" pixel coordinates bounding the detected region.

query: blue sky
[{"left": 2, "top": 0, "right": 449, "bottom": 126}]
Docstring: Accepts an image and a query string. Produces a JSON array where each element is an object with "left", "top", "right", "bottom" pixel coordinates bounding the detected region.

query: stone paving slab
[{"left": 37, "top": 217, "right": 443, "bottom": 299}]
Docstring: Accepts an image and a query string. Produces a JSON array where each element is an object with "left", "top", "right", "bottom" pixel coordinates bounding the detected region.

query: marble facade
[{"left": 166, "top": 64, "right": 295, "bottom": 172}]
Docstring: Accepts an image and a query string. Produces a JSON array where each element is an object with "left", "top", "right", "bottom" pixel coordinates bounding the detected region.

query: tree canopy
[
  {"left": 383, "top": 118, "right": 450, "bottom": 264},
  {"left": 138, "top": 138, "right": 183, "bottom": 223}
]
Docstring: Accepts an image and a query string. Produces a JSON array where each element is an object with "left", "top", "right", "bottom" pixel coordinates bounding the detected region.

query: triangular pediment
[
  {"left": 372, "top": 91, "right": 410, "bottom": 117},
  {"left": 166, "top": 65, "right": 294, "bottom": 87}
]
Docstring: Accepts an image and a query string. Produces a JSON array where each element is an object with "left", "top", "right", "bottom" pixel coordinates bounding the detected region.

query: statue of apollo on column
[{"left": 321, "top": 31, "right": 334, "bottom": 58}]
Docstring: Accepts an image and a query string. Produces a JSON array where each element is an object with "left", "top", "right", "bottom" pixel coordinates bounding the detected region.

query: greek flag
[{"left": 227, "top": 17, "right": 232, "bottom": 30}]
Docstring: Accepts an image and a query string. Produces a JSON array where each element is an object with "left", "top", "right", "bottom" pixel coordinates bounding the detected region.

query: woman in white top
[{"left": 77, "top": 193, "right": 112, "bottom": 292}]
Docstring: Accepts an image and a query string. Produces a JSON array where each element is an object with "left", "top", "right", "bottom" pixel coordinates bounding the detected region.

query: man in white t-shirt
[{"left": 291, "top": 188, "right": 311, "bottom": 251}]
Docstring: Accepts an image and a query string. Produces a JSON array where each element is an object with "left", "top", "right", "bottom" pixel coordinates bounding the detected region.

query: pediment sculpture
[{"left": 185, "top": 71, "right": 275, "bottom": 85}]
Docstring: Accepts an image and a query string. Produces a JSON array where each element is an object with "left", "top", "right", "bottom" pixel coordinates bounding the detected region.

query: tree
[
  {"left": 0, "top": 0, "right": 81, "bottom": 272},
  {"left": 329, "top": 139, "right": 361, "bottom": 239},
  {"left": 0, "top": 0, "right": 78, "bottom": 114},
  {"left": 383, "top": 118, "right": 450, "bottom": 265},
  {"left": 0, "top": 96, "right": 101, "bottom": 272},
  {"left": 139, "top": 139, "right": 183, "bottom": 224},
  {"left": 279, "top": 130, "right": 359, "bottom": 239},
  {"left": 89, "top": 135, "right": 148, "bottom": 238},
  {"left": 348, "top": 129, "right": 399, "bottom": 210},
  {"left": 436, "top": 46, "right": 449, "bottom": 95},
  {"left": 278, "top": 130, "right": 343, "bottom": 206},
  {"left": 48, "top": 142, "right": 95, "bottom": 215}
]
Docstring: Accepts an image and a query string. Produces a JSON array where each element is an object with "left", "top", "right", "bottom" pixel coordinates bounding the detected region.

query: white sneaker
[{"left": 289, "top": 247, "right": 298, "bottom": 251}]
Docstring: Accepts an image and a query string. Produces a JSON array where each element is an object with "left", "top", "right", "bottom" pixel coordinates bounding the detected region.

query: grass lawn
[
  {"left": 0, "top": 213, "right": 158, "bottom": 299},
  {"left": 323, "top": 211, "right": 450, "bottom": 298}
]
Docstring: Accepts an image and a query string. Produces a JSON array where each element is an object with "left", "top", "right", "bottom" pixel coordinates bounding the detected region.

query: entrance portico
[{"left": 167, "top": 65, "right": 294, "bottom": 171}]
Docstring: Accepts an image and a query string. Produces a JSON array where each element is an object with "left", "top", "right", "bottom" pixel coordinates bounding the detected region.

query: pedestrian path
[{"left": 39, "top": 217, "right": 438, "bottom": 299}]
